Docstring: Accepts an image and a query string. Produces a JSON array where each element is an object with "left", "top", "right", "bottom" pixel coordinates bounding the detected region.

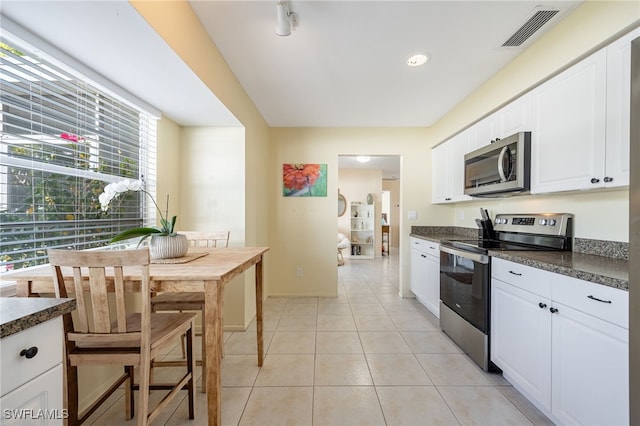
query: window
[{"left": 0, "top": 30, "right": 157, "bottom": 273}]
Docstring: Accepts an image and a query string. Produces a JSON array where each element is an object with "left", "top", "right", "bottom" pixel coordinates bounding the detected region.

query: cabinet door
[
  {"left": 410, "top": 247, "right": 428, "bottom": 303},
  {"left": 449, "top": 130, "right": 472, "bottom": 202},
  {"left": 499, "top": 93, "right": 533, "bottom": 138},
  {"left": 424, "top": 254, "right": 440, "bottom": 318},
  {"left": 531, "top": 50, "right": 607, "bottom": 193},
  {"left": 551, "top": 303, "right": 629, "bottom": 426},
  {"left": 604, "top": 28, "right": 640, "bottom": 188},
  {"left": 491, "top": 279, "right": 552, "bottom": 410},
  {"left": 471, "top": 111, "right": 499, "bottom": 150},
  {"left": 0, "top": 364, "right": 64, "bottom": 425},
  {"left": 431, "top": 143, "right": 450, "bottom": 203}
]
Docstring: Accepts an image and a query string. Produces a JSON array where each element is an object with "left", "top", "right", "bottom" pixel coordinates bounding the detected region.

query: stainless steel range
[{"left": 439, "top": 211, "right": 573, "bottom": 371}]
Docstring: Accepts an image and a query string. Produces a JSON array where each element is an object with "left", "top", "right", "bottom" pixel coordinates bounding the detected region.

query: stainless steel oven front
[{"left": 439, "top": 245, "right": 491, "bottom": 371}]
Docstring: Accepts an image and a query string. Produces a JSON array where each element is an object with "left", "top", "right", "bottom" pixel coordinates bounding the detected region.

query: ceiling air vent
[{"left": 501, "top": 9, "right": 559, "bottom": 47}]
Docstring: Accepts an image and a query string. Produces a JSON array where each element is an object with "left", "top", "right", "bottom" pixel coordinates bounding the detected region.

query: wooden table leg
[
  {"left": 204, "top": 280, "right": 222, "bottom": 426},
  {"left": 255, "top": 258, "right": 264, "bottom": 366}
]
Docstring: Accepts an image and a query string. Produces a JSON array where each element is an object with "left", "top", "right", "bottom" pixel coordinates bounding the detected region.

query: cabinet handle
[
  {"left": 19, "top": 346, "right": 38, "bottom": 359},
  {"left": 549, "top": 307, "right": 559, "bottom": 314},
  {"left": 508, "top": 270, "right": 522, "bottom": 276},
  {"left": 421, "top": 254, "right": 427, "bottom": 258},
  {"left": 587, "top": 295, "right": 612, "bottom": 304},
  {"left": 538, "top": 302, "right": 547, "bottom": 309},
  {"left": 445, "top": 197, "right": 452, "bottom": 201},
  {"left": 604, "top": 177, "right": 613, "bottom": 183},
  {"left": 590, "top": 178, "right": 600, "bottom": 184}
]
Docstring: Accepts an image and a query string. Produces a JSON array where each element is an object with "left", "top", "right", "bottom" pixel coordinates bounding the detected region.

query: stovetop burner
[{"left": 441, "top": 213, "right": 574, "bottom": 254}]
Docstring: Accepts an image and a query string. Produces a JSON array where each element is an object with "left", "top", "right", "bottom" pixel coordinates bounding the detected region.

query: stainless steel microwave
[{"left": 463, "top": 131, "right": 531, "bottom": 197}]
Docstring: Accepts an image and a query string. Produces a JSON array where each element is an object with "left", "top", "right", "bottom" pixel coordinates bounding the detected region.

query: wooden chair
[
  {"left": 48, "top": 248, "right": 196, "bottom": 426},
  {"left": 150, "top": 230, "right": 230, "bottom": 391}
]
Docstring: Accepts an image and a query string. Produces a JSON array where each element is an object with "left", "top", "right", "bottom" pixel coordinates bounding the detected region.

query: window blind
[{"left": 0, "top": 31, "right": 157, "bottom": 272}]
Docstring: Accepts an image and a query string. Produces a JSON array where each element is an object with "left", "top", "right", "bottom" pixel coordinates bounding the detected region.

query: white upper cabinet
[
  {"left": 531, "top": 27, "right": 639, "bottom": 194},
  {"left": 432, "top": 128, "right": 472, "bottom": 204},
  {"left": 604, "top": 28, "right": 640, "bottom": 188},
  {"left": 531, "top": 50, "right": 607, "bottom": 193},
  {"left": 470, "top": 93, "right": 533, "bottom": 152}
]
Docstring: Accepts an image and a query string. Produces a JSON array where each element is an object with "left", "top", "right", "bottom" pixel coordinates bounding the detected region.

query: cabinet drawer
[
  {"left": 552, "top": 274, "right": 628, "bottom": 329},
  {"left": 410, "top": 238, "right": 439, "bottom": 257},
  {"left": 491, "top": 258, "right": 551, "bottom": 298},
  {"left": 1, "top": 317, "right": 63, "bottom": 396}
]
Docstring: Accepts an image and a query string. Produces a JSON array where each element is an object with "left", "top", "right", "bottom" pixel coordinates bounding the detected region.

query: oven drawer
[
  {"left": 491, "top": 258, "right": 551, "bottom": 298},
  {"left": 411, "top": 238, "right": 439, "bottom": 257},
  {"left": 551, "top": 274, "right": 628, "bottom": 329}
]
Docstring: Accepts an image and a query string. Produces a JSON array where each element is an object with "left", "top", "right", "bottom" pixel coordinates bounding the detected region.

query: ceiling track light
[{"left": 276, "top": 0, "right": 297, "bottom": 37}]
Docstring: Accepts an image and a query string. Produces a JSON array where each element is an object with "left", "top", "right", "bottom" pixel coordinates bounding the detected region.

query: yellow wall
[
  {"left": 269, "top": 127, "right": 441, "bottom": 298},
  {"left": 132, "top": 0, "right": 270, "bottom": 328}
]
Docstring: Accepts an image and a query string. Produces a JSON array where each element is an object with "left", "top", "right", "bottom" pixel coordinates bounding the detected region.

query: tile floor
[{"left": 86, "top": 249, "right": 554, "bottom": 425}]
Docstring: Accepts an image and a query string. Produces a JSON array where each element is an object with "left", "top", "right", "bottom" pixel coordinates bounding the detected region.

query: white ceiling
[
  {"left": 1, "top": 0, "right": 581, "bottom": 177},
  {"left": 190, "top": 0, "right": 581, "bottom": 127}
]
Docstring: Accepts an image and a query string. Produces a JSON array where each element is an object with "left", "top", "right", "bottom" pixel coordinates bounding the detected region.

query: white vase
[{"left": 149, "top": 234, "right": 189, "bottom": 259}]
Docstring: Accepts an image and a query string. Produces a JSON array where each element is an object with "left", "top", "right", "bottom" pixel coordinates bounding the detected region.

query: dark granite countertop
[
  {"left": 490, "top": 251, "right": 628, "bottom": 291},
  {"left": 409, "top": 230, "right": 629, "bottom": 291},
  {"left": 0, "top": 297, "right": 76, "bottom": 339}
]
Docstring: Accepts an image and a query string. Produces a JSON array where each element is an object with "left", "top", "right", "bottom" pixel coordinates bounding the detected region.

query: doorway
[{"left": 337, "top": 154, "right": 401, "bottom": 263}]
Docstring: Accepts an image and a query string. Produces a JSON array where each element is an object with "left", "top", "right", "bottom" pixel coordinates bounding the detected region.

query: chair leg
[
  {"left": 201, "top": 310, "right": 207, "bottom": 392},
  {"left": 137, "top": 353, "right": 151, "bottom": 426},
  {"left": 66, "top": 364, "right": 80, "bottom": 426},
  {"left": 125, "top": 365, "right": 135, "bottom": 420},
  {"left": 186, "top": 325, "right": 196, "bottom": 419}
]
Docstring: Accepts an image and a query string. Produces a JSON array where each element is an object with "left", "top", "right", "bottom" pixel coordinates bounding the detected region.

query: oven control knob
[
  {"left": 548, "top": 219, "right": 557, "bottom": 226},
  {"left": 539, "top": 219, "right": 547, "bottom": 226}
]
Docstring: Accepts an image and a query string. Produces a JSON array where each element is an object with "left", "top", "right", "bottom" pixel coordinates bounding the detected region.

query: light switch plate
[{"left": 408, "top": 210, "right": 417, "bottom": 220}]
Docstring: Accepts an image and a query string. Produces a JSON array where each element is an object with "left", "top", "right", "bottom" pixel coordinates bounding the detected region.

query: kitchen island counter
[{"left": 0, "top": 297, "right": 75, "bottom": 339}]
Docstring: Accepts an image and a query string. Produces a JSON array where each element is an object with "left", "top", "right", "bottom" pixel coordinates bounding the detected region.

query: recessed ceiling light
[
  {"left": 356, "top": 156, "right": 371, "bottom": 163},
  {"left": 407, "top": 54, "right": 429, "bottom": 67}
]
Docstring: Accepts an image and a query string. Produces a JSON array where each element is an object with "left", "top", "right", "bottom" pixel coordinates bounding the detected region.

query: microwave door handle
[{"left": 497, "top": 146, "right": 509, "bottom": 182}]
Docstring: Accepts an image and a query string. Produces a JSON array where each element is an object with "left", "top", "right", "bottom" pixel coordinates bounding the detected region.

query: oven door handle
[{"left": 440, "top": 245, "right": 489, "bottom": 264}]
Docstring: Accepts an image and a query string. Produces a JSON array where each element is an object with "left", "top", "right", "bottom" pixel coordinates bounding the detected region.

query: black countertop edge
[{"left": 0, "top": 298, "right": 76, "bottom": 339}]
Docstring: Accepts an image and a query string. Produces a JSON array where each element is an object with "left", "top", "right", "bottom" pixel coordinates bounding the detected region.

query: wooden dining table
[{"left": 10, "top": 246, "right": 269, "bottom": 426}]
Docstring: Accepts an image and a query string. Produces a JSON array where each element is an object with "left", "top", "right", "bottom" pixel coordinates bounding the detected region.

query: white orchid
[
  {"left": 98, "top": 179, "right": 177, "bottom": 243},
  {"left": 99, "top": 179, "right": 144, "bottom": 211}
]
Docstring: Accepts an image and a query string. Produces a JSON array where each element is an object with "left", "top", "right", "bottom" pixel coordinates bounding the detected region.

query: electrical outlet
[{"left": 296, "top": 267, "right": 303, "bottom": 277}]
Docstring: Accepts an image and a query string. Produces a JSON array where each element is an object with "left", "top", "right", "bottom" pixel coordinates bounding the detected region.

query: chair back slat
[
  {"left": 48, "top": 248, "right": 150, "bottom": 339},
  {"left": 113, "top": 266, "right": 128, "bottom": 333},
  {"left": 89, "top": 267, "right": 112, "bottom": 333},
  {"left": 181, "top": 230, "right": 230, "bottom": 248}
]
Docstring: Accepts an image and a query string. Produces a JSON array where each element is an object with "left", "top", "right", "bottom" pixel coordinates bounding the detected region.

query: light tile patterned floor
[{"left": 87, "top": 249, "right": 554, "bottom": 425}]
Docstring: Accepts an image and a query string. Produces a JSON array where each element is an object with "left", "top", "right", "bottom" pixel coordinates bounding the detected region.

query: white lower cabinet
[
  {"left": 491, "top": 279, "right": 552, "bottom": 410},
  {"left": 491, "top": 258, "right": 628, "bottom": 425},
  {"left": 410, "top": 237, "right": 440, "bottom": 318},
  {"left": 0, "top": 317, "right": 64, "bottom": 425}
]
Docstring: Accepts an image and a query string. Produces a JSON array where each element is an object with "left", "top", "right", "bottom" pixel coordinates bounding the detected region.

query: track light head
[{"left": 276, "top": 0, "right": 296, "bottom": 37}]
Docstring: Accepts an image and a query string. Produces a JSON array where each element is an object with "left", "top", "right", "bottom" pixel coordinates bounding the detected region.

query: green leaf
[{"left": 109, "top": 227, "right": 162, "bottom": 243}]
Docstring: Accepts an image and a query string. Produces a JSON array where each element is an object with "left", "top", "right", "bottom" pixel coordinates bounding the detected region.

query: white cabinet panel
[
  {"left": 410, "top": 238, "right": 440, "bottom": 318},
  {"left": 410, "top": 239, "right": 429, "bottom": 303},
  {"left": 604, "top": 28, "right": 640, "bottom": 188},
  {"left": 491, "top": 258, "right": 629, "bottom": 425},
  {"left": 531, "top": 51, "right": 607, "bottom": 193},
  {"left": 432, "top": 129, "right": 472, "bottom": 204},
  {"left": 491, "top": 279, "right": 552, "bottom": 409},
  {"left": 551, "top": 303, "right": 629, "bottom": 426},
  {"left": 0, "top": 365, "right": 64, "bottom": 425}
]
